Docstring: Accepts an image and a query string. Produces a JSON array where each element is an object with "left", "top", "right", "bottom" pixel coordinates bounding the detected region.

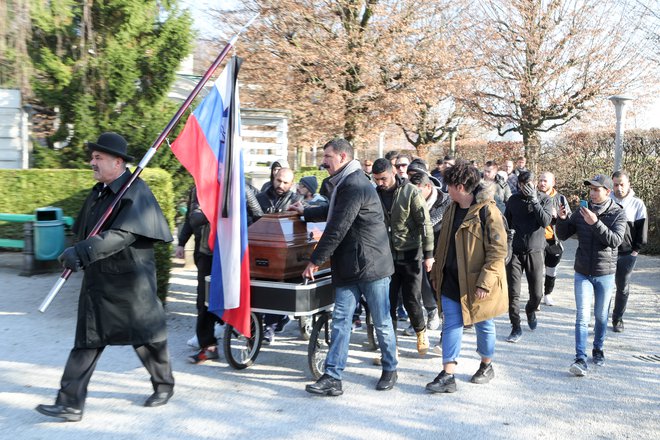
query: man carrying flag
[{"left": 171, "top": 56, "right": 251, "bottom": 337}]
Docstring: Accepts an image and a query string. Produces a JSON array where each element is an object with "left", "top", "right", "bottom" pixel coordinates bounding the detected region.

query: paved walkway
[{"left": 0, "top": 239, "right": 658, "bottom": 439}]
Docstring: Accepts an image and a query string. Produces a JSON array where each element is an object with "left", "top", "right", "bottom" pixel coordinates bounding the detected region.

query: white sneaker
[
  {"left": 403, "top": 325, "right": 416, "bottom": 336},
  {"left": 544, "top": 295, "right": 555, "bottom": 306},
  {"left": 187, "top": 335, "right": 200, "bottom": 349},
  {"left": 432, "top": 345, "right": 442, "bottom": 355},
  {"left": 427, "top": 309, "right": 441, "bottom": 330}
]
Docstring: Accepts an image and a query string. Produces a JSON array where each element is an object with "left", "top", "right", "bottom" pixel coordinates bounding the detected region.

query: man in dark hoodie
[
  {"left": 504, "top": 171, "right": 553, "bottom": 343},
  {"left": 557, "top": 174, "right": 626, "bottom": 376}
]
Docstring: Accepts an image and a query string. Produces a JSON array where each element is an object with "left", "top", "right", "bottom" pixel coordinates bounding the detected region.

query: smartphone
[{"left": 580, "top": 200, "right": 588, "bottom": 209}]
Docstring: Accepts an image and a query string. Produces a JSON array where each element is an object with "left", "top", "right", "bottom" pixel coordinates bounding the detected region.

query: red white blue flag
[{"left": 171, "top": 56, "right": 251, "bottom": 337}]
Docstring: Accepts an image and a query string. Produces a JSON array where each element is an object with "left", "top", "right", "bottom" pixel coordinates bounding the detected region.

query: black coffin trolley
[{"left": 206, "top": 271, "right": 335, "bottom": 378}]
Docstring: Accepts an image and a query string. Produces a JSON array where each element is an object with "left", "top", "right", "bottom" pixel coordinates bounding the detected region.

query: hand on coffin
[{"left": 288, "top": 201, "right": 304, "bottom": 215}]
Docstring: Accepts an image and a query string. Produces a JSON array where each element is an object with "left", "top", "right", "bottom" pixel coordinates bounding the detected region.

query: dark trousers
[
  {"left": 389, "top": 260, "right": 426, "bottom": 332},
  {"left": 507, "top": 251, "right": 545, "bottom": 327},
  {"left": 612, "top": 254, "right": 638, "bottom": 321},
  {"left": 544, "top": 240, "right": 564, "bottom": 296},
  {"left": 421, "top": 271, "right": 437, "bottom": 311},
  {"left": 195, "top": 253, "right": 220, "bottom": 348},
  {"left": 56, "top": 341, "right": 175, "bottom": 409}
]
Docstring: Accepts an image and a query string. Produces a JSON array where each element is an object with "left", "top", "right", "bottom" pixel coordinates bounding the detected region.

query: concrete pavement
[{"left": 0, "top": 238, "right": 658, "bottom": 439}]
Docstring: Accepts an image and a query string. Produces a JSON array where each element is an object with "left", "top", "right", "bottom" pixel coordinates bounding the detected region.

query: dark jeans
[
  {"left": 195, "top": 253, "right": 220, "bottom": 348},
  {"left": 56, "top": 341, "right": 175, "bottom": 409},
  {"left": 389, "top": 259, "right": 426, "bottom": 332},
  {"left": 612, "top": 254, "right": 638, "bottom": 321},
  {"left": 507, "top": 250, "right": 545, "bottom": 327}
]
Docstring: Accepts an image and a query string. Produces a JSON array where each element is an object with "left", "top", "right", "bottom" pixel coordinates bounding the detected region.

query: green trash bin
[{"left": 33, "top": 207, "right": 66, "bottom": 261}]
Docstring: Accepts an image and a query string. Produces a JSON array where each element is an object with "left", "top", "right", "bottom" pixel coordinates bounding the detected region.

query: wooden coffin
[{"left": 248, "top": 212, "right": 327, "bottom": 281}]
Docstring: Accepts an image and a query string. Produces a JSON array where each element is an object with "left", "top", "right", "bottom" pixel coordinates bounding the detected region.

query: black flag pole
[{"left": 39, "top": 14, "right": 259, "bottom": 313}]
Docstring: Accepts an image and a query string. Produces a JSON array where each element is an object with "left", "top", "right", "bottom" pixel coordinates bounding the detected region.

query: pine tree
[{"left": 29, "top": 0, "right": 194, "bottom": 168}]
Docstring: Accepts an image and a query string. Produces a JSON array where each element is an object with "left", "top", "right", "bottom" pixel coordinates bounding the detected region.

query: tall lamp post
[{"left": 608, "top": 95, "right": 633, "bottom": 173}]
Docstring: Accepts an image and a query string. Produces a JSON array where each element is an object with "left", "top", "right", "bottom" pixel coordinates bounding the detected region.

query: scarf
[{"left": 326, "top": 159, "right": 362, "bottom": 224}]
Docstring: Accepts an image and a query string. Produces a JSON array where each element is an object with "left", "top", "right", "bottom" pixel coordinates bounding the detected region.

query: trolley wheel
[
  {"left": 307, "top": 311, "right": 332, "bottom": 379},
  {"left": 223, "top": 312, "right": 263, "bottom": 369},
  {"left": 299, "top": 316, "right": 313, "bottom": 341}
]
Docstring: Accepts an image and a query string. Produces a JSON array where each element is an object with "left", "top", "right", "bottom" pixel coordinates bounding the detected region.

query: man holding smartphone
[{"left": 556, "top": 174, "right": 626, "bottom": 376}]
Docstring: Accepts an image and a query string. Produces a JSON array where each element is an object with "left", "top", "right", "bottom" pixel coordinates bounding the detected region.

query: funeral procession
[{"left": 1, "top": 2, "right": 659, "bottom": 439}]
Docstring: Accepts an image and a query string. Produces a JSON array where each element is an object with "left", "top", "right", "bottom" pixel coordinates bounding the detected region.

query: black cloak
[{"left": 71, "top": 170, "right": 173, "bottom": 348}]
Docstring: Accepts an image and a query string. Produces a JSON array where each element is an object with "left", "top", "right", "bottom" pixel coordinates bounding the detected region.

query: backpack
[{"left": 479, "top": 206, "right": 514, "bottom": 265}]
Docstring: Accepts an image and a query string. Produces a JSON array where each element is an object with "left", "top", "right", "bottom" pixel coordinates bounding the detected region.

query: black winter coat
[
  {"left": 306, "top": 168, "right": 394, "bottom": 287},
  {"left": 505, "top": 192, "right": 552, "bottom": 253},
  {"left": 72, "top": 170, "right": 173, "bottom": 348},
  {"left": 256, "top": 188, "right": 301, "bottom": 214},
  {"left": 556, "top": 198, "right": 626, "bottom": 276}
]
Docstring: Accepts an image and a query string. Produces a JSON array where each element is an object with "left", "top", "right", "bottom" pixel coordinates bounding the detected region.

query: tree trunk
[
  {"left": 415, "top": 143, "right": 430, "bottom": 162},
  {"left": 522, "top": 129, "right": 541, "bottom": 174}
]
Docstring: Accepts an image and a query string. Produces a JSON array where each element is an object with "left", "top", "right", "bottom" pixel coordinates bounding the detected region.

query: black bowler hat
[{"left": 86, "top": 132, "right": 135, "bottom": 162}]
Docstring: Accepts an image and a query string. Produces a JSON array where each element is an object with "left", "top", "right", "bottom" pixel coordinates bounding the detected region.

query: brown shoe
[{"left": 416, "top": 328, "right": 429, "bottom": 356}]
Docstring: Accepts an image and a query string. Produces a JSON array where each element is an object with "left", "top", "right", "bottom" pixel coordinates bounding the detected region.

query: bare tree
[
  {"left": 220, "top": 0, "right": 469, "bottom": 156},
  {"left": 463, "top": 0, "right": 658, "bottom": 171}
]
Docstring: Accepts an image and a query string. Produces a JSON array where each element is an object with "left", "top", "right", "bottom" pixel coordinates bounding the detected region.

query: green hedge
[{"left": 0, "top": 168, "right": 174, "bottom": 302}]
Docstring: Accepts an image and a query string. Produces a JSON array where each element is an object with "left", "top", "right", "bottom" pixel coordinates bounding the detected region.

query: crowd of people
[
  {"left": 36, "top": 133, "right": 648, "bottom": 421},
  {"left": 288, "top": 140, "right": 647, "bottom": 395},
  {"left": 177, "top": 139, "right": 648, "bottom": 394}
]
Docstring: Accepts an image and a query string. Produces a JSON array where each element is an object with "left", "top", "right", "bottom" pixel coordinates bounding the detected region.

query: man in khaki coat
[{"left": 426, "top": 159, "right": 508, "bottom": 394}]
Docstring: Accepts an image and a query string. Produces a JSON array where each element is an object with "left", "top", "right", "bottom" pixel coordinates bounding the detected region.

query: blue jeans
[
  {"left": 574, "top": 272, "right": 615, "bottom": 360},
  {"left": 325, "top": 277, "right": 397, "bottom": 380},
  {"left": 441, "top": 295, "right": 495, "bottom": 364}
]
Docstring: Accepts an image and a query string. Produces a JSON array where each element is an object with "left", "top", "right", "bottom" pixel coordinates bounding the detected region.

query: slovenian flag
[{"left": 171, "top": 56, "right": 251, "bottom": 337}]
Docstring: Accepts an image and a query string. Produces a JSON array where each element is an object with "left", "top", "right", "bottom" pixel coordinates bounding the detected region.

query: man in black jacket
[
  {"left": 176, "top": 186, "right": 222, "bottom": 364},
  {"left": 257, "top": 167, "right": 301, "bottom": 343},
  {"left": 256, "top": 167, "right": 301, "bottom": 214},
  {"left": 504, "top": 171, "right": 553, "bottom": 343},
  {"left": 557, "top": 174, "right": 626, "bottom": 376},
  {"left": 291, "top": 138, "right": 398, "bottom": 396},
  {"left": 36, "top": 133, "right": 175, "bottom": 422}
]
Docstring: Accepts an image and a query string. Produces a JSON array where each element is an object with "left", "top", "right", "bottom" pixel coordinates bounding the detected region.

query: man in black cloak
[{"left": 36, "top": 132, "right": 175, "bottom": 422}]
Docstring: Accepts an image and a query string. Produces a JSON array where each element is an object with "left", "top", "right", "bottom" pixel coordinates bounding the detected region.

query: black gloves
[
  {"left": 521, "top": 182, "right": 538, "bottom": 203},
  {"left": 58, "top": 247, "right": 82, "bottom": 272}
]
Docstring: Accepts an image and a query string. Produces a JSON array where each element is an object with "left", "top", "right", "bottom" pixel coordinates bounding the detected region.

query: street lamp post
[{"left": 608, "top": 95, "right": 633, "bottom": 173}]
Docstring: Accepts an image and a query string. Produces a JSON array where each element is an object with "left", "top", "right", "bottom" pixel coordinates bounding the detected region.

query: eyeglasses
[{"left": 395, "top": 163, "right": 408, "bottom": 168}]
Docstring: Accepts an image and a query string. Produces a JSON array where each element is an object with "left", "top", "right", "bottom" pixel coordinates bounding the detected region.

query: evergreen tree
[{"left": 29, "top": 0, "right": 194, "bottom": 169}]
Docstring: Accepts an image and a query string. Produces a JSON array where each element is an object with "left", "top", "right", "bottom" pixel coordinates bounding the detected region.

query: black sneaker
[
  {"left": 506, "top": 326, "right": 522, "bottom": 343},
  {"left": 274, "top": 315, "right": 291, "bottom": 333},
  {"left": 376, "top": 370, "right": 398, "bottom": 391},
  {"left": 470, "top": 362, "right": 495, "bottom": 384},
  {"left": 613, "top": 319, "right": 624, "bottom": 333},
  {"left": 305, "top": 374, "right": 343, "bottom": 396},
  {"left": 592, "top": 349, "right": 605, "bottom": 366},
  {"left": 527, "top": 311, "right": 538, "bottom": 331},
  {"left": 569, "top": 358, "right": 588, "bottom": 376},
  {"left": 425, "top": 370, "right": 457, "bottom": 393}
]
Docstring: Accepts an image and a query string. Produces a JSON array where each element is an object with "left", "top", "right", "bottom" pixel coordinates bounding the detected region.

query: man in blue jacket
[
  {"left": 557, "top": 174, "right": 626, "bottom": 376},
  {"left": 291, "top": 138, "right": 398, "bottom": 396}
]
